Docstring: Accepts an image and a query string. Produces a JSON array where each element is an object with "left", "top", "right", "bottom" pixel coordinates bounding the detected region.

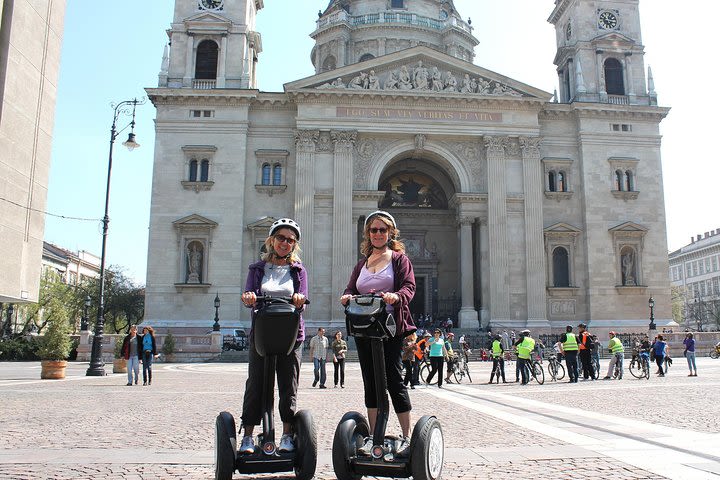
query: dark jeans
[
  {"left": 142, "top": 351, "right": 153, "bottom": 384},
  {"left": 655, "top": 355, "right": 665, "bottom": 374},
  {"left": 565, "top": 350, "right": 579, "bottom": 382},
  {"left": 579, "top": 350, "right": 594, "bottom": 379},
  {"left": 355, "top": 336, "right": 411, "bottom": 413},
  {"left": 490, "top": 357, "right": 505, "bottom": 383},
  {"left": 426, "top": 356, "right": 445, "bottom": 387},
  {"left": 241, "top": 340, "right": 302, "bottom": 426},
  {"left": 402, "top": 359, "right": 416, "bottom": 386},
  {"left": 517, "top": 357, "right": 529, "bottom": 384},
  {"left": 333, "top": 357, "right": 345, "bottom": 386}
]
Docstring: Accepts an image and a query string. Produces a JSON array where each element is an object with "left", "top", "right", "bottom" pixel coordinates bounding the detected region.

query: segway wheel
[
  {"left": 293, "top": 409, "right": 317, "bottom": 480},
  {"left": 332, "top": 411, "right": 369, "bottom": 480},
  {"left": 215, "top": 412, "right": 237, "bottom": 480},
  {"left": 410, "top": 415, "right": 444, "bottom": 480}
]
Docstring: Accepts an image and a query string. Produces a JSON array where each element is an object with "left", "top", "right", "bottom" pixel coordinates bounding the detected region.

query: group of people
[
  {"left": 236, "top": 211, "right": 418, "bottom": 457},
  {"left": 120, "top": 325, "right": 159, "bottom": 386}
]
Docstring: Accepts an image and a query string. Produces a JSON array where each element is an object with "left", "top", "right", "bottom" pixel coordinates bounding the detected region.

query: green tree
[
  {"left": 76, "top": 266, "right": 145, "bottom": 335},
  {"left": 23, "top": 271, "right": 77, "bottom": 335}
]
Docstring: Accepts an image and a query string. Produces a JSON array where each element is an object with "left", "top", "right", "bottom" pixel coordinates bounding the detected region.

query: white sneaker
[
  {"left": 278, "top": 434, "right": 295, "bottom": 452},
  {"left": 239, "top": 435, "right": 255, "bottom": 454},
  {"left": 358, "top": 435, "right": 374, "bottom": 456}
]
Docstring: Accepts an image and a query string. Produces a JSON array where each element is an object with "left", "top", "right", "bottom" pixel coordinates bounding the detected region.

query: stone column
[
  {"left": 315, "top": 43, "right": 322, "bottom": 73},
  {"left": 596, "top": 50, "right": 607, "bottom": 101},
  {"left": 294, "top": 130, "right": 319, "bottom": 276},
  {"left": 557, "top": 70, "right": 565, "bottom": 103},
  {"left": 520, "top": 137, "right": 549, "bottom": 327},
  {"left": 485, "top": 136, "right": 511, "bottom": 321},
  {"left": 183, "top": 35, "right": 194, "bottom": 87},
  {"left": 331, "top": 130, "right": 357, "bottom": 322},
  {"left": 458, "top": 216, "right": 478, "bottom": 327},
  {"left": 217, "top": 35, "right": 227, "bottom": 88},
  {"left": 625, "top": 53, "right": 636, "bottom": 100},
  {"left": 378, "top": 38, "right": 386, "bottom": 57},
  {"left": 479, "top": 219, "right": 490, "bottom": 328},
  {"left": 339, "top": 39, "right": 348, "bottom": 68}
]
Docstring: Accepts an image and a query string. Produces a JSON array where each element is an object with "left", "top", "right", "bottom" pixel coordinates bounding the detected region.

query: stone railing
[
  {"left": 315, "top": 10, "right": 472, "bottom": 34},
  {"left": 193, "top": 79, "right": 217, "bottom": 90},
  {"left": 607, "top": 94, "right": 629, "bottom": 105},
  {"left": 75, "top": 331, "right": 223, "bottom": 363}
]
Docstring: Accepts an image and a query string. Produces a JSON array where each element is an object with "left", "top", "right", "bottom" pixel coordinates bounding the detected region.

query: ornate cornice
[{"left": 146, "top": 88, "right": 259, "bottom": 107}]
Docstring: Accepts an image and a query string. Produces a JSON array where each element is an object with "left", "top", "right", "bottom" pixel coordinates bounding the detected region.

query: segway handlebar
[{"left": 255, "top": 294, "right": 310, "bottom": 307}]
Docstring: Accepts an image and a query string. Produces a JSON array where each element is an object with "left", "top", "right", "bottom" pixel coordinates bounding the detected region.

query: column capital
[
  {"left": 458, "top": 216, "right": 475, "bottom": 227},
  {"left": 519, "top": 137, "right": 542, "bottom": 158},
  {"left": 295, "top": 129, "right": 319, "bottom": 152},
  {"left": 331, "top": 130, "right": 358, "bottom": 149}
]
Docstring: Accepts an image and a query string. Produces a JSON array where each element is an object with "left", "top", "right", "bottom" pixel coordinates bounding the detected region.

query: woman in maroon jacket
[{"left": 340, "top": 210, "right": 416, "bottom": 456}]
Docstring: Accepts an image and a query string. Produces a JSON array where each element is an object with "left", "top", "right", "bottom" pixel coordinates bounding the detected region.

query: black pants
[
  {"left": 426, "top": 356, "right": 445, "bottom": 387},
  {"left": 655, "top": 355, "right": 665, "bottom": 374},
  {"left": 565, "top": 350, "right": 579, "bottom": 382},
  {"left": 490, "top": 357, "right": 505, "bottom": 383},
  {"left": 333, "top": 358, "right": 345, "bottom": 386},
  {"left": 402, "top": 359, "right": 416, "bottom": 386},
  {"left": 241, "top": 340, "right": 301, "bottom": 426},
  {"left": 579, "top": 350, "right": 594, "bottom": 379},
  {"left": 356, "top": 336, "right": 411, "bottom": 413}
]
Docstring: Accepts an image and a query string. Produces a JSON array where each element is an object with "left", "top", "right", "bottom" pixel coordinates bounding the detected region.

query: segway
[
  {"left": 332, "top": 294, "right": 444, "bottom": 480},
  {"left": 215, "top": 296, "right": 316, "bottom": 480}
]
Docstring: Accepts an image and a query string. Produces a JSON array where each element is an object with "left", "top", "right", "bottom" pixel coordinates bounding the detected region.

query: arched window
[
  {"left": 359, "top": 53, "right": 375, "bottom": 62},
  {"left": 195, "top": 40, "right": 219, "bottom": 80},
  {"left": 200, "top": 160, "right": 210, "bottom": 182},
  {"left": 189, "top": 160, "right": 198, "bottom": 182},
  {"left": 615, "top": 170, "right": 624, "bottom": 191},
  {"left": 548, "top": 171, "right": 557, "bottom": 192},
  {"left": 604, "top": 58, "right": 624, "bottom": 95},
  {"left": 261, "top": 164, "right": 271, "bottom": 185},
  {"left": 557, "top": 171, "right": 566, "bottom": 192},
  {"left": 625, "top": 170, "right": 634, "bottom": 191},
  {"left": 553, "top": 247, "right": 570, "bottom": 287},
  {"left": 272, "top": 164, "right": 282, "bottom": 185},
  {"left": 322, "top": 55, "right": 336, "bottom": 72}
]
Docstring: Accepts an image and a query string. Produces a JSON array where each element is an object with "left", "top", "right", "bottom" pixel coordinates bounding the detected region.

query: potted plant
[
  {"left": 162, "top": 332, "right": 176, "bottom": 362},
  {"left": 113, "top": 336, "right": 128, "bottom": 373},
  {"left": 37, "top": 315, "right": 72, "bottom": 379}
]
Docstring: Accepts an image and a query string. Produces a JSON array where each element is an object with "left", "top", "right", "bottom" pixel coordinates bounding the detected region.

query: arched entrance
[{"left": 375, "top": 157, "right": 461, "bottom": 324}]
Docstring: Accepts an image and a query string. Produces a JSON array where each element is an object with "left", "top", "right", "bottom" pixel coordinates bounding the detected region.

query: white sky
[{"left": 45, "top": 1, "right": 719, "bottom": 284}]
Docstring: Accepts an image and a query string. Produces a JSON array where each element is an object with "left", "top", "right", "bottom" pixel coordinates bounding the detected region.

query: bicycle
[
  {"left": 591, "top": 355, "right": 600, "bottom": 380},
  {"left": 629, "top": 351, "right": 650, "bottom": 380},
  {"left": 710, "top": 348, "right": 720, "bottom": 359},
  {"left": 449, "top": 351, "right": 472, "bottom": 383},
  {"left": 522, "top": 354, "right": 545, "bottom": 385},
  {"left": 546, "top": 353, "right": 565, "bottom": 381}
]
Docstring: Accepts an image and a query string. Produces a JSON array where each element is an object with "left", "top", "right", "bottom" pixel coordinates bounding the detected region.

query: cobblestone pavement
[{"left": 0, "top": 357, "right": 718, "bottom": 479}]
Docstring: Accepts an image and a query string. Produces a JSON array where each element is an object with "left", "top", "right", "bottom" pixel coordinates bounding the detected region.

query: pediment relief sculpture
[{"left": 316, "top": 60, "right": 523, "bottom": 97}]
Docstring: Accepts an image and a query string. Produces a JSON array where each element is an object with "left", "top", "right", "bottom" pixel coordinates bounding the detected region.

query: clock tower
[
  {"left": 548, "top": 0, "right": 656, "bottom": 106},
  {"left": 160, "top": 0, "right": 263, "bottom": 89}
]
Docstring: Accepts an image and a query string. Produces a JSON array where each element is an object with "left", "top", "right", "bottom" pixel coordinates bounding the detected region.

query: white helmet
[
  {"left": 269, "top": 218, "right": 301, "bottom": 241},
  {"left": 364, "top": 210, "right": 397, "bottom": 229}
]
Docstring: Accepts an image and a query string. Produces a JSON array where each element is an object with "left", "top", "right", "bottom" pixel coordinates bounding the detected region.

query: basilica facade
[{"left": 145, "top": 0, "right": 672, "bottom": 334}]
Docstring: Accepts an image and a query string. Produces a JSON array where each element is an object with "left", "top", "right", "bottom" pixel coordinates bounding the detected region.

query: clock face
[
  {"left": 200, "top": 0, "right": 223, "bottom": 10},
  {"left": 566, "top": 22, "right": 572, "bottom": 40},
  {"left": 439, "top": 10, "right": 448, "bottom": 20},
  {"left": 598, "top": 11, "right": 618, "bottom": 30}
]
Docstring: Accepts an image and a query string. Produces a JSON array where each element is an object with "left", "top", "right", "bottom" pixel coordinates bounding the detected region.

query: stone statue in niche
[
  {"left": 348, "top": 72, "right": 367, "bottom": 89},
  {"left": 460, "top": 74, "right": 473, "bottom": 93},
  {"left": 621, "top": 250, "right": 636, "bottom": 286},
  {"left": 384, "top": 70, "right": 399, "bottom": 90},
  {"left": 367, "top": 70, "right": 380, "bottom": 90},
  {"left": 431, "top": 67, "right": 444, "bottom": 91},
  {"left": 187, "top": 243, "right": 203, "bottom": 284},
  {"left": 444, "top": 71, "right": 457, "bottom": 92},
  {"left": 398, "top": 65, "right": 413, "bottom": 90},
  {"left": 477, "top": 78, "right": 491, "bottom": 95}
]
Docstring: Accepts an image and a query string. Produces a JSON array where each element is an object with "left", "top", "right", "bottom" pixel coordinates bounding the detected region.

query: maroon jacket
[{"left": 343, "top": 250, "right": 417, "bottom": 336}]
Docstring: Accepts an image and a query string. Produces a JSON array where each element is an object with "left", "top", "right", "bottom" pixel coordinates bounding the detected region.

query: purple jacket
[
  {"left": 344, "top": 250, "right": 417, "bottom": 336},
  {"left": 244, "top": 260, "right": 308, "bottom": 342}
]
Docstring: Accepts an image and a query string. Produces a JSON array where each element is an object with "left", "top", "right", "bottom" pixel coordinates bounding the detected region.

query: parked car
[{"left": 221, "top": 328, "right": 247, "bottom": 351}]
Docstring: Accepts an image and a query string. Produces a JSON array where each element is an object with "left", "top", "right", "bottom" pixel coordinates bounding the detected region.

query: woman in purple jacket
[
  {"left": 340, "top": 210, "right": 416, "bottom": 456},
  {"left": 239, "top": 218, "right": 308, "bottom": 455}
]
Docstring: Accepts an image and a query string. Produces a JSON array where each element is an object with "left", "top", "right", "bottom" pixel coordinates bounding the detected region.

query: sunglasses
[
  {"left": 274, "top": 234, "right": 296, "bottom": 245},
  {"left": 369, "top": 227, "right": 388, "bottom": 234}
]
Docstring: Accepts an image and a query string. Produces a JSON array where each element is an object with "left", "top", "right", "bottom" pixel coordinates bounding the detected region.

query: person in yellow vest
[
  {"left": 515, "top": 330, "right": 535, "bottom": 385},
  {"left": 560, "top": 325, "right": 579, "bottom": 383},
  {"left": 488, "top": 334, "right": 507, "bottom": 383},
  {"left": 604, "top": 331, "right": 625, "bottom": 379}
]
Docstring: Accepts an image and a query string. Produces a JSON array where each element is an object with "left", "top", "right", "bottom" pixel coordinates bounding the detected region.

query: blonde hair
[
  {"left": 360, "top": 214, "right": 405, "bottom": 257},
  {"left": 261, "top": 233, "right": 302, "bottom": 264}
]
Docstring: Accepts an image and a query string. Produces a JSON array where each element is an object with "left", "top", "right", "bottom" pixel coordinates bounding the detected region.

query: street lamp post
[
  {"left": 86, "top": 98, "right": 144, "bottom": 376},
  {"left": 648, "top": 296, "right": 656, "bottom": 331},
  {"left": 213, "top": 293, "right": 221, "bottom": 332},
  {"left": 80, "top": 296, "right": 91, "bottom": 331}
]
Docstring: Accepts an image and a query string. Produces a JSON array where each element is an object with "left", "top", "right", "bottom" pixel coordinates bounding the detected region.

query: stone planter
[
  {"left": 113, "top": 358, "right": 128, "bottom": 373},
  {"left": 40, "top": 360, "right": 67, "bottom": 380}
]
